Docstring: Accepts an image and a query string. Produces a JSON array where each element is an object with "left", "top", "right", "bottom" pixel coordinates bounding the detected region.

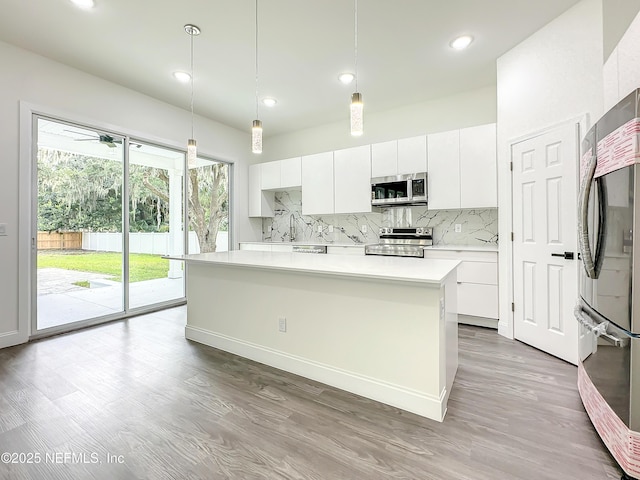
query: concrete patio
[{"left": 37, "top": 268, "right": 184, "bottom": 330}]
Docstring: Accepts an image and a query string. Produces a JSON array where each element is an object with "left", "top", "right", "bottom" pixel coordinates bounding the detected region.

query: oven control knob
[{"left": 416, "top": 227, "right": 424, "bottom": 235}]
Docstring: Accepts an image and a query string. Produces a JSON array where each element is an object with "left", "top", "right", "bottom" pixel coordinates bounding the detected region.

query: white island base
[{"left": 181, "top": 251, "right": 459, "bottom": 422}]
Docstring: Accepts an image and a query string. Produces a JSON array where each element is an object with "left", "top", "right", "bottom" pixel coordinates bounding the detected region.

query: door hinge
[
  {"left": 511, "top": 232, "right": 514, "bottom": 241},
  {"left": 511, "top": 302, "right": 515, "bottom": 312},
  {"left": 510, "top": 161, "right": 513, "bottom": 172}
]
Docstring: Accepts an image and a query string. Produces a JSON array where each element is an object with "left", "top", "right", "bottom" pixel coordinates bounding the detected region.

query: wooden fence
[{"left": 37, "top": 232, "right": 83, "bottom": 250}]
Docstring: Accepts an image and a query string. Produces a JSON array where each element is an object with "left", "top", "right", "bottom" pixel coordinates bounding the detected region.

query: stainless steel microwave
[{"left": 371, "top": 172, "right": 428, "bottom": 207}]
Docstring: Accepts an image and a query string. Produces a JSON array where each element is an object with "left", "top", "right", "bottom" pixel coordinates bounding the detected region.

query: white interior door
[{"left": 512, "top": 123, "right": 582, "bottom": 365}]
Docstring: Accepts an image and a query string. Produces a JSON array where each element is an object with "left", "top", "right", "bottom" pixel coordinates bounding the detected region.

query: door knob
[{"left": 551, "top": 251, "right": 575, "bottom": 260}]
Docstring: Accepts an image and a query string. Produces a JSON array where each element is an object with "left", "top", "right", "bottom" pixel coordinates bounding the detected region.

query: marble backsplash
[{"left": 263, "top": 190, "right": 498, "bottom": 246}]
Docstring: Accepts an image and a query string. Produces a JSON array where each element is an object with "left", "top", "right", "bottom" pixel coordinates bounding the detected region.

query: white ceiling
[{"left": 0, "top": 0, "right": 580, "bottom": 137}]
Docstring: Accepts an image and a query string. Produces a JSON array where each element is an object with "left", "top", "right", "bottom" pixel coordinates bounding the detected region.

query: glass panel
[
  {"left": 188, "top": 157, "right": 230, "bottom": 253},
  {"left": 128, "top": 142, "right": 185, "bottom": 309},
  {"left": 595, "top": 166, "right": 634, "bottom": 330},
  {"left": 36, "top": 118, "right": 124, "bottom": 330}
]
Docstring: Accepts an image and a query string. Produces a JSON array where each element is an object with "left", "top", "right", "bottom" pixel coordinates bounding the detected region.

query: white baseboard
[
  {"left": 459, "top": 315, "right": 499, "bottom": 329},
  {"left": 0, "top": 330, "right": 28, "bottom": 349},
  {"left": 186, "top": 325, "right": 446, "bottom": 422}
]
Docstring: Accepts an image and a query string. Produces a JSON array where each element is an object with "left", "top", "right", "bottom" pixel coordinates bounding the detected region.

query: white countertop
[
  {"left": 425, "top": 245, "right": 498, "bottom": 253},
  {"left": 239, "top": 241, "right": 369, "bottom": 247},
  {"left": 240, "top": 241, "right": 498, "bottom": 252},
  {"left": 171, "top": 250, "right": 459, "bottom": 285}
]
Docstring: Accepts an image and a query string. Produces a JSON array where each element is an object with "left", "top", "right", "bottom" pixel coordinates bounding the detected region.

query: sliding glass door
[
  {"left": 35, "top": 118, "right": 126, "bottom": 330},
  {"left": 33, "top": 117, "right": 188, "bottom": 335},
  {"left": 128, "top": 141, "right": 185, "bottom": 309},
  {"left": 187, "top": 156, "right": 230, "bottom": 254}
]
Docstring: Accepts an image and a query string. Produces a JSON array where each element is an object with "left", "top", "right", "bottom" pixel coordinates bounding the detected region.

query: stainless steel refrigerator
[{"left": 576, "top": 88, "right": 640, "bottom": 480}]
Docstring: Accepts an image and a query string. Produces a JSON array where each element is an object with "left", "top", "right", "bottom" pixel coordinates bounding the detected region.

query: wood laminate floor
[{"left": 0, "top": 307, "right": 622, "bottom": 479}]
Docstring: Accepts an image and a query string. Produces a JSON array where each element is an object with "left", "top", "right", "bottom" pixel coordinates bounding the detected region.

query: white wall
[
  {"left": 0, "top": 39, "right": 261, "bottom": 348},
  {"left": 603, "top": 0, "right": 640, "bottom": 60},
  {"left": 603, "top": 8, "right": 640, "bottom": 110},
  {"left": 496, "top": 0, "right": 604, "bottom": 338},
  {"left": 262, "top": 86, "right": 496, "bottom": 161}
]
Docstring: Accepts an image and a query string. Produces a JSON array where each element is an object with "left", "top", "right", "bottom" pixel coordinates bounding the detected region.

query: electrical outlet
[
  {"left": 0, "top": 224, "right": 6, "bottom": 236},
  {"left": 328, "top": 225, "right": 334, "bottom": 233},
  {"left": 317, "top": 225, "right": 323, "bottom": 233},
  {"left": 454, "top": 224, "right": 462, "bottom": 233},
  {"left": 278, "top": 317, "right": 287, "bottom": 333},
  {"left": 361, "top": 224, "right": 368, "bottom": 234}
]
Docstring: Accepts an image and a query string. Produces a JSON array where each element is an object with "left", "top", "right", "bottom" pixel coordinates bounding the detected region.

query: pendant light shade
[
  {"left": 185, "top": 23, "right": 200, "bottom": 168},
  {"left": 252, "top": 119, "right": 263, "bottom": 154},
  {"left": 350, "top": 0, "right": 363, "bottom": 136},
  {"left": 187, "top": 138, "right": 197, "bottom": 167},
  {"left": 350, "top": 92, "right": 363, "bottom": 136}
]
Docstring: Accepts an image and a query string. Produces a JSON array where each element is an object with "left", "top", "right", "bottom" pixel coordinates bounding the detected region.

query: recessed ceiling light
[
  {"left": 70, "top": 0, "right": 95, "bottom": 9},
  {"left": 450, "top": 35, "right": 474, "bottom": 50},
  {"left": 173, "top": 71, "right": 191, "bottom": 83},
  {"left": 338, "top": 72, "right": 355, "bottom": 85},
  {"left": 262, "top": 98, "right": 277, "bottom": 107}
]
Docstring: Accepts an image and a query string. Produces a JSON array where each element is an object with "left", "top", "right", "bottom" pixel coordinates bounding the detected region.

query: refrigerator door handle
[
  {"left": 578, "top": 153, "right": 598, "bottom": 278},
  {"left": 575, "top": 301, "right": 635, "bottom": 347},
  {"left": 575, "top": 304, "right": 625, "bottom": 347}
]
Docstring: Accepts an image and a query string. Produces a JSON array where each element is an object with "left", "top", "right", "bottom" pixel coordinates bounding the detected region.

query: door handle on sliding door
[{"left": 551, "top": 251, "right": 575, "bottom": 260}]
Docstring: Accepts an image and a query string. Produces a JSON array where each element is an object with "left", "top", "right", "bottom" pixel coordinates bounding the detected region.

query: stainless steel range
[{"left": 365, "top": 227, "right": 433, "bottom": 258}]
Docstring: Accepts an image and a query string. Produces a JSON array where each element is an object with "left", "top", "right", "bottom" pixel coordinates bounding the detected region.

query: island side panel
[
  {"left": 185, "top": 262, "right": 447, "bottom": 421},
  {"left": 443, "top": 271, "right": 459, "bottom": 408}
]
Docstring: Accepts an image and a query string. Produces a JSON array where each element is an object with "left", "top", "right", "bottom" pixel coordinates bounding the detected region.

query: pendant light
[
  {"left": 252, "top": 0, "right": 263, "bottom": 154},
  {"left": 185, "top": 23, "right": 200, "bottom": 168},
  {"left": 350, "top": 0, "right": 363, "bottom": 136}
]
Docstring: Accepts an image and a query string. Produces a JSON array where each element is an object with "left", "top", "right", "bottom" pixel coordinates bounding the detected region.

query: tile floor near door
[{"left": 0, "top": 307, "right": 622, "bottom": 479}]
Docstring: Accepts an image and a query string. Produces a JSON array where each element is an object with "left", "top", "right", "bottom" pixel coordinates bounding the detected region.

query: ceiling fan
[{"left": 66, "top": 129, "right": 123, "bottom": 148}]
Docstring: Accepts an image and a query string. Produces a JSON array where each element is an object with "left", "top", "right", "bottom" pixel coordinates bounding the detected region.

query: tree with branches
[{"left": 37, "top": 148, "right": 229, "bottom": 253}]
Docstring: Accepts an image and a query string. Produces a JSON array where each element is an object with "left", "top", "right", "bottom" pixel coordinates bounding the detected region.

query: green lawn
[{"left": 37, "top": 251, "right": 170, "bottom": 283}]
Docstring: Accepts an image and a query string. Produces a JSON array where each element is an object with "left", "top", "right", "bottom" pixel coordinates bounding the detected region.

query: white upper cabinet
[
  {"left": 260, "top": 157, "right": 302, "bottom": 191},
  {"left": 249, "top": 164, "right": 274, "bottom": 217},
  {"left": 427, "top": 124, "right": 496, "bottom": 210},
  {"left": 371, "top": 140, "right": 398, "bottom": 178},
  {"left": 260, "top": 161, "right": 281, "bottom": 190},
  {"left": 280, "top": 157, "right": 302, "bottom": 189},
  {"left": 334, "top": 145, "right": 372, "bottom": 214},
  {"left": 302, "top": 152, "right": 334, "bottom": 215},
  {"left": 397, "top": 135, "right": 427, "bottom": 174},
  {"left": 459, "top": 124, "right": 497, "bottom": 208},
  {"left": 371, "top": 136, "right": 427, "bottom": 177},
  {"left": 427, "top": 130, "right": 460, "bottom": 210}
]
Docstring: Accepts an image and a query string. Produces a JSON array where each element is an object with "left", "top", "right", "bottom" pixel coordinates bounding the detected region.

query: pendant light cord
[
  {"left": 190, "top": 29, "right": 195, "bottom": 140},
  {"left": 354, "top": 0, "right": 358, "bottom": 91},
  {"left": 255, "top": 0, "right": 259, "bottom": 120}
]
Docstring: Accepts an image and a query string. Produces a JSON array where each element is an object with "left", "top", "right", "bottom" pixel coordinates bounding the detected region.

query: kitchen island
[{"left": 176, "top": 250, "right": 459, "bottom": 421}]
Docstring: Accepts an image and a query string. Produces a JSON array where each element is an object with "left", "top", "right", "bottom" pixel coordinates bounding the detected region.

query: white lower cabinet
[
  {"left": 239, "top": 243, "right": 293, "bottom": 252},
  {"left": 423, "top": 249, "right": 499, "bottom": 327},
  {"left": 240, "top": 243, "right": 272, "bottom": 252},
  {"left": 239, "top": 243, "right": 365, "bottom": 255},
  {"left": 326, "top": 245, "right": 365, "bottom": 256}
]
